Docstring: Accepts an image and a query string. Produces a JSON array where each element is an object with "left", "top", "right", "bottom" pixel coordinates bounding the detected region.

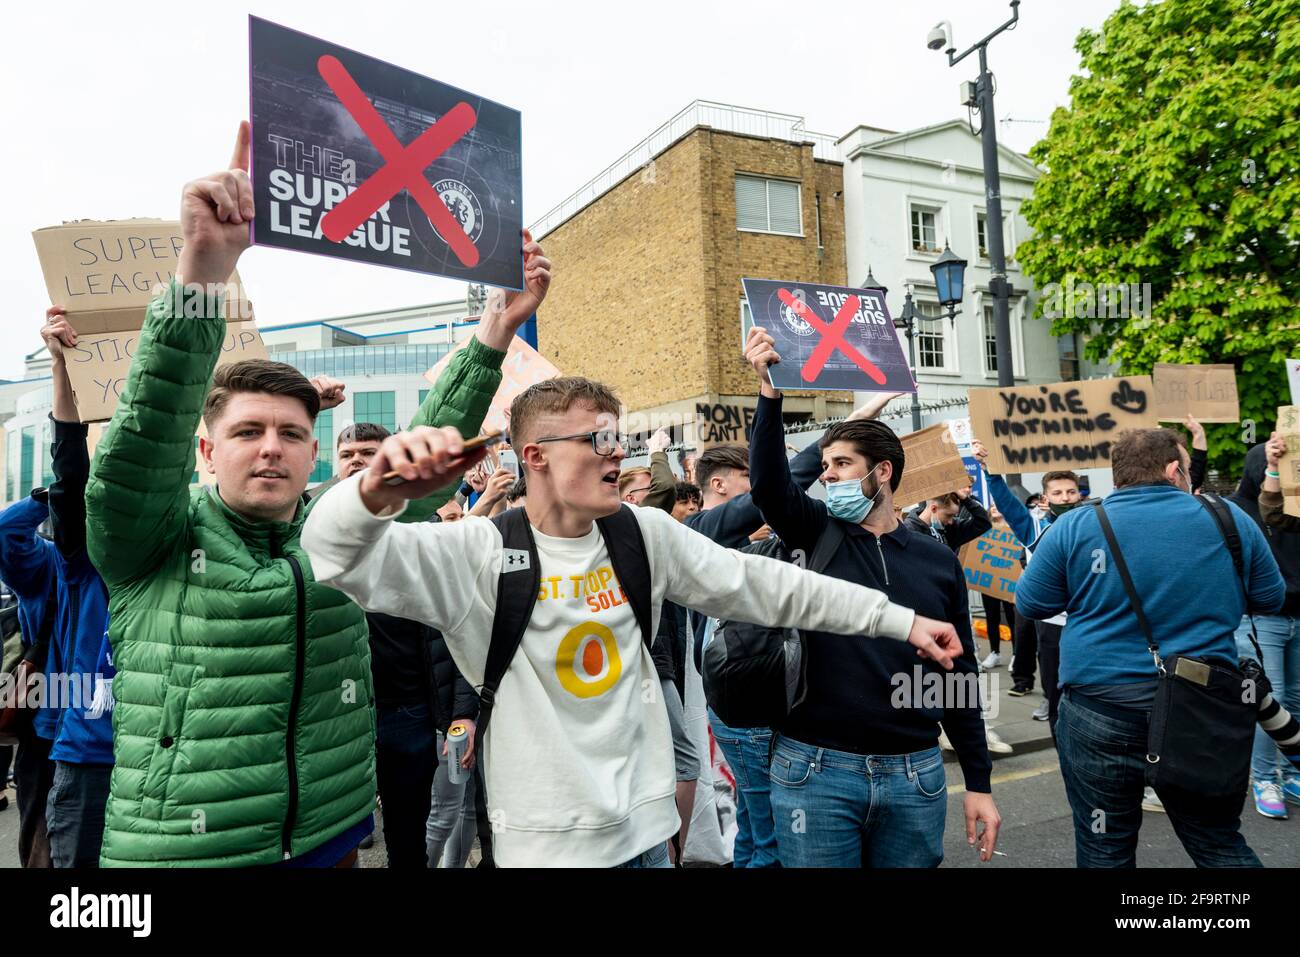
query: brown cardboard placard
[
  {"left": 1276, "top": 406, "right": 1300, "bottom": 519},
  {"left": 694, "top": 399, "right": 758, "bottom": 449},
  {"left": 1152, "top": 363, "right": 1239, "bottom": 423},
  {"left": 892, "top": 422, "right": 971, "bottom": 508},
  {"left": 425, "top": 329, "right": 560, "bottom": 436},
  {"left": 959, "top": 522, "right": 1023, "bottom": 603},
  {"left": 968, "top": 376, "right": 1158, "bottom": 474},
  {"left": 32, "top": 219, "right": 266, "bottom": 422}
]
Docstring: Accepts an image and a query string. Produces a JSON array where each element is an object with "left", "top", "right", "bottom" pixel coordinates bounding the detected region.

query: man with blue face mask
[{"left": 741, "top": 326, "right": 1000, "bottom": 867}]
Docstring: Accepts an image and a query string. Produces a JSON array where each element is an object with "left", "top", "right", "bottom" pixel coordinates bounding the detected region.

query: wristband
[{"left": 1266, "top": 469, "right": 1281, "bottom": 478}]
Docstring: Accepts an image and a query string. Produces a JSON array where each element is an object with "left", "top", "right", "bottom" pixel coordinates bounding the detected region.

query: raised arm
[
  {"left": 639, "top": 430, "right": 677, "bottom": 513},
  {"left": 1185, "top": 415, "right": 1208, "bottom": 492},
  {"left": 1260, "top": 433, "right": 1300, "bottom": 532},
  {"left": 976, "top": 440, "right": 1039, "bottom": 550},
  {"left": 1012, "top": 517, "right": 1070, "bottom": 621},
  {"left": 944, "top": 488, "right": 992, "bottom": 551},
  {"left": 743, "top": 326, "right": 828, "bottom": 553},
  {"left": 41, "top": 310, "right": 90, "bottom": 559},
  {"left": 86, "top": 124, "right": 254, "bottom": 587}
]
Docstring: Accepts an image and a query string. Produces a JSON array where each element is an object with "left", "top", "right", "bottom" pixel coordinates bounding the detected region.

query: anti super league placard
[
  {"left": 249, "top": 16, "right": 523, "bottom": 288},
  {"left": 742, "top": 279, "right": 915, "bottom": 393}
]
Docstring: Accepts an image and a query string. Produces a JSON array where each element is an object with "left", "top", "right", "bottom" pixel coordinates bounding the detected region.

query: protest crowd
[{"left": 4, "top": 121, "right": 1300, "bottom": 873}]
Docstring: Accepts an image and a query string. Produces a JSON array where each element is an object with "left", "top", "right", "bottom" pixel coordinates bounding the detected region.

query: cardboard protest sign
[
  {"left": 892, "top": 423, "right": 971, "bottom": 508},
  {"left": 959, "top": 523, "right": 1023, "bottom": 602},
  {"left": 1275, "top": 406, "right": 1300, "bottom": 519},
  {"left": 32, "top": 219, "right": 266, "bottom": 422},
  {"left": 695, "top": 400, "right": 757, "bottom": 448},
  {"left": 426, "top": 332, "right": 559, "bottom": 436},
  {"left": 1152, "top": 363, "right": 1239, "bottom": 423},
  {"left": 250, "top": 16, "right": 523, "bottom": 289},
  {"left": 1286, "top": 360, "right": 1300, "bottom": 406},
  {"left": 741, "top": 278, "right": 915, "bottom": 393},
  {"left": 967, "top": 376, "right": 1158, "bottom": 474}
]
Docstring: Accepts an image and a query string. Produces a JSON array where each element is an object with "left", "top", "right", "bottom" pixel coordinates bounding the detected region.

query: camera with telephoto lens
[{"left": 1240, "top": 657, "right": 1300, "bottom": 769}]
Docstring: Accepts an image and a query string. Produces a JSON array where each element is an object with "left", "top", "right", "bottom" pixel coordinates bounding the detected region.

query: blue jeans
[
  {"left": 375, "top": 702, "right": 439, "bottom": 869},
  {"left": 1235, "top": 615, "right": 1300, "bottom": 786},
  {"left": 708, "top": 709, "right": 778, "bottom": 868},
  {"left": 614, "top": 841, "right": 672, "bottom": 868},
  {"left": 1057, "top": 691, "right": 1261, "bottom": 868},
  {"left": 767, "top": 736, "right": 946, "bottom": 868}
]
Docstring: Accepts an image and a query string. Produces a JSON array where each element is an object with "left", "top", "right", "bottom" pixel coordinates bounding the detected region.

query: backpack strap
[
  {"left": 807, "top": 519, "right": 846, "bottom": 575},
  {"left": 595, "top": 505, "right": 654, "bottom": 650},
  {"left": 478, "top": 508, "right": 541, "bottom": 746},
  {"left": 1199, "top": 491, "right": 1262, "bottom": 661}
]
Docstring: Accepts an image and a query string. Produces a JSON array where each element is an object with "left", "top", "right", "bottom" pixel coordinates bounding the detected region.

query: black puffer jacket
[
  {"left": 367, "top": 612, "right": 479, "bottom": 728},
  {"left": 1231, "top": 442, "right": 1300, "bottom": 617}
]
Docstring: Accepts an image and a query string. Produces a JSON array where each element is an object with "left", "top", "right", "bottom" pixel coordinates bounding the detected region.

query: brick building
[{"left": 532, "top": 102, "right": 854, "bottom": 447}]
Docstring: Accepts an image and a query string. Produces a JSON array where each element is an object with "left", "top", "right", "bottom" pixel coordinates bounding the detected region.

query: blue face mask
[{"left": 825, "top": 464, "right": 883, "bottom": 524}]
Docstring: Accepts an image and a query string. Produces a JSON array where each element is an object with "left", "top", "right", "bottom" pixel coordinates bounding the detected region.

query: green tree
[{"left": 1018, "top": 0, "right": 1300, "bottom": 477}]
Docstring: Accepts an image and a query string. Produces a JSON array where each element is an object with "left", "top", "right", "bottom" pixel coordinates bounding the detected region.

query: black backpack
[
  {"left": 702, "top": 521, "right": 845, "bottom": 729},
  {"left": 470, "top": 504, "right": 654, "bottom": 867}
]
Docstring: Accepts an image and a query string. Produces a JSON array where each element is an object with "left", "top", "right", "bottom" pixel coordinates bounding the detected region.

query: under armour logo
[{"left": 502, "top": 548, "right": 531, "bottom": 572}]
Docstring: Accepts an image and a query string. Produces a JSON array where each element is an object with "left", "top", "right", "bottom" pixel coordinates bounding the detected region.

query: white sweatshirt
[{"left": 303, "top": 473, "right": 918, "bottom": 867}]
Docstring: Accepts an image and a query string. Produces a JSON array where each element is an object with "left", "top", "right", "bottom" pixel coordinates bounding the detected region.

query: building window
[
  {"left": 982, "top": 305, "right": 999, "bottom": 375},
  {"left": 20, "top": 427, "right": 35, "bottom": 499},
  {"left": 310, "top": 408, "right": 333, "bottom": 484},
  {"left": 735, "top": 175, "right": 802, "bottom": 236},
  {"left": 910, "top": 205, "right": 940, "bottom": 253},
  {"left": 6, "top": 436, "right": 16, "bottom": 503},
  {"left": 418, "top": 389, "right": 429, "bottom": 408},
  {"left": 976, "top": 212, "right": 1012, "bottom": 261},
  {"left": 915, "top": 300, "right": 949, "bottom": 371},
  {"left": 353, "top": 391, "right": 396, "bottom": 433}
]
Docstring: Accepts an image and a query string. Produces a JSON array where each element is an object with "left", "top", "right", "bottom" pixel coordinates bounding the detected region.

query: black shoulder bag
[{"left": 1092, "top": 496, "right": 1258, "bottom": 803}]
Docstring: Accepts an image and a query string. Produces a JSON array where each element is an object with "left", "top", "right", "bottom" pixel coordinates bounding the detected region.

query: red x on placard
[
  {"left": 776, "top": 288, "right": 887, "bottom": 384},
  {"left": 317, "top": 55, "right": 480, "bottom": 267}
]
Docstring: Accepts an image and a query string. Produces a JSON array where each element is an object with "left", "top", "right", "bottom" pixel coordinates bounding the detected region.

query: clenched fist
[{"left": 176, "top": 122, "right": 254, "bottom": 291}]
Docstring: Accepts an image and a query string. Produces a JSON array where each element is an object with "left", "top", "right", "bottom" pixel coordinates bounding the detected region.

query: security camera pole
[{"left": 932, "top": 0, "right": 1022, "bottom": 488}]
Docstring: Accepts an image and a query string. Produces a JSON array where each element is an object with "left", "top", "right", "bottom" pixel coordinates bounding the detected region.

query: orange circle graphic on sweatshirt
[{"left": 556, "top": 621, "right": 622, "bottom": 698}]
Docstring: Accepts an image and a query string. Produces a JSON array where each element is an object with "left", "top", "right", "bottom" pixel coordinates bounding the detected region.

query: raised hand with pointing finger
[{"left": 176, "top": 121, "right": 254, "bottom": 292}]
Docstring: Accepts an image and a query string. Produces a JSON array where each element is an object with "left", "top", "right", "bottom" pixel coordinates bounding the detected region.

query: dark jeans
[
  {"left": 375, "top": 701, "right": 440, "bottom": 869},
  {"left": 1011, "top": 607, "right": 1037, "bottom": 689},
  {"left": 46, "top": 761, "right": 112, "bottom": 868},
  {"left": 1057, "top": 691, "right": 1260, "bottom": 868},
  {"left": 14, "top": 729, "right": 54, "bottom": 868},
  {"left": 984, "top": 598, "right": 1014, "bottom": 652},
  {"left": 1036, "top": 621, "right": 1062, "bottom": 734}
]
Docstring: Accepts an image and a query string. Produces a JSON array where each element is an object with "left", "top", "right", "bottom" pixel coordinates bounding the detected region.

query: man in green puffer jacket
[{"left": 84, "top": 123, "right": 551, "bottom": 866}]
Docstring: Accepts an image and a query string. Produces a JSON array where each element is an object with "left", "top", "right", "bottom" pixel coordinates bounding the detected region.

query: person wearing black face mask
[{"left": 974, "top": 443, "right": 1084, "bottom": 732}]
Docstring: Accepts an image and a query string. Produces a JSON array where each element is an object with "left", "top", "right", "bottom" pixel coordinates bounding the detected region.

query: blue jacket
[
  {"left": 0, "top": 496, "right": 58, "bottom": 739},
  {"left": 1016, "top": 484, "right": 1286, "bottom": 688},
  {"left": 45, "top": 417, "right": 113, "bottom": 765}
]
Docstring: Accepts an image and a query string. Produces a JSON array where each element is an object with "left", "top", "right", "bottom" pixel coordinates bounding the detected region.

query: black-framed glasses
[{"left": 534, "top": 430, "right": 625, "bottom": 458}]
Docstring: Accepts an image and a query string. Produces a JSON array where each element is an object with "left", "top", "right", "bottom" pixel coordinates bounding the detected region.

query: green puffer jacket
[{"left": 86, "top": 283, "right": 504, "bottom": 866}]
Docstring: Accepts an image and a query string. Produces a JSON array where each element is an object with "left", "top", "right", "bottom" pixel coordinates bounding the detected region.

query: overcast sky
[{"left": 3, "top": 0, "right": 1122, "bottom": 381}]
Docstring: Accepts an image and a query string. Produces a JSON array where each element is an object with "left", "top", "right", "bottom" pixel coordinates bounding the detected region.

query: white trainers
[
  {"left": 938, "top": 731, "right": 954, "bottom": 751},
  {"left": 1031, "top": 699, "right": 1050, "bottom": 721},
  {"left": 1141, "top": 787, "right": 1165, "bottom": 813},
  {"left": 980, "top": 652, "right": 1003, "bottom": 669},
  {"left": 985, "top": 728, "right": 1013, "bottom": 754}
]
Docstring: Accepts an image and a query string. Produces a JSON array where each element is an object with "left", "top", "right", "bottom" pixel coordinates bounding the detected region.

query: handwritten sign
[
  {"left": 695, "top": 402, "right": 757, "bottom": 447},
  {"left": 32, "top": 219, "right": 266, "bottom": 422},
  {"left": 425, "top": 330, "right": 560, "bottom": 436},
  {"left": 1152, "top": 363, "right": 1239, "bottom": 423},
  {"left": 968, "top": 376, "right": 1157, "bottom": 474},
  {"left": 959, "top": 523, "right": 1023, "bottom": 602},
  {"left": 893, "top": 423, "right": 972, "bottom": 508}
]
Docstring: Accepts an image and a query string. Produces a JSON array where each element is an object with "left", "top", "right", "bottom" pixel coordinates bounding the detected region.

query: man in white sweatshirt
[{"left": 303, "top": 376, "right": 962, "bottom": 867}]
